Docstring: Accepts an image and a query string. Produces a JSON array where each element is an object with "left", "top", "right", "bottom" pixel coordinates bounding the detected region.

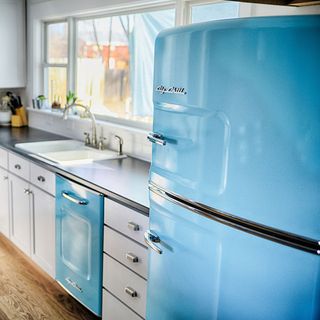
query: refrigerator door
[
  {"left": 146, "top": 191, "right": 320, "bottom": 320},
  {"left": 150, "top": 15, "right": 320, "bottom": 240}
]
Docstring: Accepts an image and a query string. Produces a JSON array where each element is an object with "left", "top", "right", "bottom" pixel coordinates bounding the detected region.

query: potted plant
[
  {"left": 66, "top": 91, "right": 77, "bottom": 106},
  {"left": 0, "top": 96, "right": 12, "bottom": 125},
  {"left": 36, "top": 95, "right": 47, "bottom": 109}
]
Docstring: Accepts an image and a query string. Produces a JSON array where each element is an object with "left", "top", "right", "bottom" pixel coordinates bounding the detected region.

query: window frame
[{"left": 43, "top": 20, "right": 69, "bottom": 104}]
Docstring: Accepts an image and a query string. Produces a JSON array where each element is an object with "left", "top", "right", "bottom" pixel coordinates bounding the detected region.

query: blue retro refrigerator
[{"left": 145, "top": 15, "right": 320, "bottom": 320}]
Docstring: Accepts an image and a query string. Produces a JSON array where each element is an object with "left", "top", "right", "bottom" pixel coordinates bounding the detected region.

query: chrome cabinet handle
[
  {"left": 126, "top": 252, "right": 139, "bottom": 263},
  {"left": 24, "top": 189, "right": 32, "bottom": 195},
  {"left": 61, "top": 191, "right": 89, "bottom": 205},
  {"left": 124, "top": 287, "right": 137, "bottom": 298},
  {"left": 147, "top": 132, "right": 166, "bottom": 146},
  {"left": 144, "top": 230, "right": 162, "bottom": 254},
  {"left": 14, "top": 164, "right": 21, "bottom": 170},
  {"left": 37, "top": 176, "right": 45, "bottom": 182},
  {"left": 128, "top": 222, "right": 140, "bottom": 231}
]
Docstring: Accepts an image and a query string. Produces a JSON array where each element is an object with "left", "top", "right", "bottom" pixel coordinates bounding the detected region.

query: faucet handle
[
  {"left": 98, "top": 136, "right": 107, "bottom": 150},
  {"left": 84, "top": 132, "right": 91, "bottom": 145}
]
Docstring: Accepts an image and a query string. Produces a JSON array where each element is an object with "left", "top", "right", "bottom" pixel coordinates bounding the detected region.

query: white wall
[{"left": 26, "top": 0, "right": 320, "bottom": 161}]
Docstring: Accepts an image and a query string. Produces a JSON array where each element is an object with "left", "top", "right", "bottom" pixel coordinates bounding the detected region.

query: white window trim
[{"left": 43, "top": 20, "right": 69, "bottom": 102}]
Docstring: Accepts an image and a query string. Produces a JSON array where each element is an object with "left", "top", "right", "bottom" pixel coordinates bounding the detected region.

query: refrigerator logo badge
[{"left": 156, "top": 85, "right": 187, "bottom": 95}]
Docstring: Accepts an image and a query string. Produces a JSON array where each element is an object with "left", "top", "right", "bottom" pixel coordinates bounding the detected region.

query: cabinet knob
[
  {"left": 124, "top": 287, "right": 137, "bottom": 298},
  {"left": 24, "top": 189, "right": 32, "bottom": 195},
  {"left": 37, "top": 176, "right": 45, "bottom": 182},
  {"left": 14, "top": 164, "right": 21, "bottom": 170},
  {"left": 128, "top": 222, "right": 140, "bottom": 231},
  {"left": 126, "top": 252, "right": 139, "bottom": 263},
  {"left": 3, "top": 176, "right": 8, "bottom": 180}
]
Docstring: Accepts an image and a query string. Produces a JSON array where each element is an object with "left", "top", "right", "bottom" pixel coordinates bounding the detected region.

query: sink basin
[
  {"left": 15, "top": 140, "right": 84, "bottom": 154},
  {"left": 15, "top": 140, "right": 126, "bottom": 165}
]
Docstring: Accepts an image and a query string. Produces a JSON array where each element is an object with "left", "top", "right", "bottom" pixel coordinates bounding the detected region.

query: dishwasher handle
[{"left": 61, "top": 191, "right": 89, "bottom": 206}]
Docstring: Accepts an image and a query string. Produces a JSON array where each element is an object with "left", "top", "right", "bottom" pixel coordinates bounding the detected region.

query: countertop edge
[{"left": 0, "top": 139, "right": 150, "bottom": 215}]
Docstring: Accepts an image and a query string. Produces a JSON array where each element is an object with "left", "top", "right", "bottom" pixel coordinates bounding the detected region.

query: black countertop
[{"left": 0, "top": 127, "right": 150, "bottom": 213}]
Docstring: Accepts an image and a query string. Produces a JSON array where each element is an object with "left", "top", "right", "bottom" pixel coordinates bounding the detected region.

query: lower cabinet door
[
  {"left": 9, "top": 173, "right": 31, "bottom": 256},
  {"left": 0, "top": 167, "right": 10, "bottom": 237},
  {"left": 31, "top": 186, "right": 55, "bottom": 278},
  {"left": 103, "top": 290, "right": 143, "bottom": 320}
]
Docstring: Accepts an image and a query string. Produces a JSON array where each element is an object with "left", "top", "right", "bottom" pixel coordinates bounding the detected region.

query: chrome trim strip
[{"left": 149, "top": 182, "right": 320, "bottom": 256}]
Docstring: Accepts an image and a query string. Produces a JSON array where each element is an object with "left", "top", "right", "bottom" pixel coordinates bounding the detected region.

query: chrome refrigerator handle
[
  {"left": 147, "top": 132, "right": 167, "bottom": 146},
  {"left": 61, "top": 191, "right": 89, "bottom": 205},
  {"left": 144, "top": 230, "right": 163, "bottom": 254}
]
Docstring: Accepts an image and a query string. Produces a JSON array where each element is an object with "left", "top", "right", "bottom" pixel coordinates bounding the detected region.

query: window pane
[
  {"left": 47, "top": 67, "right": 67, "bottom": 106},
  {"left": 47, "top": 22, "right": 68, "bottom": 64},
  {"left": 76, "top": 9, "right": 175, "bottom": 123},
  {"left": 192, "top": 2, "right": 239, "bottom": 24}
]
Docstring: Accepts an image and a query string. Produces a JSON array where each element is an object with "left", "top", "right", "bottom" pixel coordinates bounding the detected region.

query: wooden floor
[{"left": 0, "top": 234, "right": 100, "bottom": 320}]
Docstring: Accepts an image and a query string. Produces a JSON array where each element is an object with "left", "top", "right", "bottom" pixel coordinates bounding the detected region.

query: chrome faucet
[
  {"left": 114, "top": 135, "right": 123, "bottom": 156},
  {"left": 63, "top": 103, "right": 98, "bottom": 148}
]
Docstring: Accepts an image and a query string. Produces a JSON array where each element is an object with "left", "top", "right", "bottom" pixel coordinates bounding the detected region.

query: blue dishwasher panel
[{"left": 56, "top": 176, "right": 104, "bottom": 316}]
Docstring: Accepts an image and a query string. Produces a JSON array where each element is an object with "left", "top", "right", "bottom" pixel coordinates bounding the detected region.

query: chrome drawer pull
[
  {"left": 147, "top": 132, "right": 166, "bottom": 146},
  {"left": 14, "top": 164, "right": 21, "bottom": 170},
  {"left": 144, "top": 230, "right": 162, "bottom": 254},
  {"left": 37, "top": 176, "right": 45, "bottom": 182},
  {"left": 124, "top": 287, "right": 137, "bottom": 298},
  {"left": 61, "top": 191, "right": 89, "bottom": 205},
  {"left": 126, "top": 252, "right": 139, "bottom": 263},
  {"left": 128, "top": 222, "right": 140, "bottom": 231}
]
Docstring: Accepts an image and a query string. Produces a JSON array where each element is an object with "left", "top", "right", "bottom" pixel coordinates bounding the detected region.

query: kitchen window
[
  {"left": 191, "top": 1, "right": 239, "bottom": 23},
  {"left": 44, "top": 21, "right": 68, "bottom": 106},
  {"left": 75, "top": 9, "right": 175, "bottom": 124}
]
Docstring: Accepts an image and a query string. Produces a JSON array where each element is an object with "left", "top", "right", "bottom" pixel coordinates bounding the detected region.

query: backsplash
[{"left": 28, "top": 109, "right": 152, "bottom": 162}]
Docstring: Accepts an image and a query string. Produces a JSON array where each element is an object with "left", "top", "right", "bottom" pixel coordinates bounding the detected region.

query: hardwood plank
[{"left": 0, "top": 234, "right": 100, "bottom": 320}]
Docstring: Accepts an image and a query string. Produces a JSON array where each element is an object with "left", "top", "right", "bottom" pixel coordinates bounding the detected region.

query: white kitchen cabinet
[
  {"left": 8, "top": 155, "right": 56, "bottom": 278},
  {"left": 104, "top": 199, "right": 149, "bottom": 319},
  {"left": 0, "top": 167, "right": 10, "bottom": 237},
  {"left": 31, "top": 186, "right": 55, "bottom": 278},
  {"left": 0, "top": 0, "right": 26, "bottom": 88},
  {"left": 9, "top": 173, "right": 31, "bottom": 255},
  {"left": 103, "top": 290, "right": 143, "bottom": 320}
]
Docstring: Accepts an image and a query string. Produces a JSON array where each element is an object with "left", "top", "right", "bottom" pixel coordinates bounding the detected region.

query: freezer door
[
  {"left": 150, "top": 15, "right": 320, "bottom": 240},
  {"left": 146, "top": 191, "right": 320, "bottom": 320}
]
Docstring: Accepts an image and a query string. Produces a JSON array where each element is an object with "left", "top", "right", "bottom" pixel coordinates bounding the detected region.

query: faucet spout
[
  {"left": 114, "top": 135, "right": 124, "bottom": 156},
  {"left": 63, "top": 103, "right": 98, "bottom": 147}
]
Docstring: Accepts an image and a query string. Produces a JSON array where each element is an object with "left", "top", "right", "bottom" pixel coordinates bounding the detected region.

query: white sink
[
  {"left": 15, "top": 140, "right": 126, "bottom": 165},
  {"left": 15, "top": 140, "right": 84, "bottom": 154}
]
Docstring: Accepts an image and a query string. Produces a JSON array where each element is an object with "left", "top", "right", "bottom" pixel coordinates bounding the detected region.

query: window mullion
[{"left": 67, "top": 17, "right": 76, "bottom": 94}]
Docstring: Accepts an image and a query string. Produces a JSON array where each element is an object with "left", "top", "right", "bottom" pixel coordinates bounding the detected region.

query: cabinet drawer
[
  {"left": 105, "top": 199, "right": 148, "bottom": 245},
  {"left": 103, "top": 255, "right": 147, "bottom": 318},
  {"left": 104, "top": 227, "right": 148, "bottom": 279},
  {"left": 8, "top": 153, "right": 30, "bottom": 180},
  {"left": 103, "top": 289, "right": 143, "bottom": 320},
  {"left": 30, "top": 163, "right": 55, "bottom": 195},
  {"left": 0, "top": 147, "right": 8, "bottom": 169}
]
